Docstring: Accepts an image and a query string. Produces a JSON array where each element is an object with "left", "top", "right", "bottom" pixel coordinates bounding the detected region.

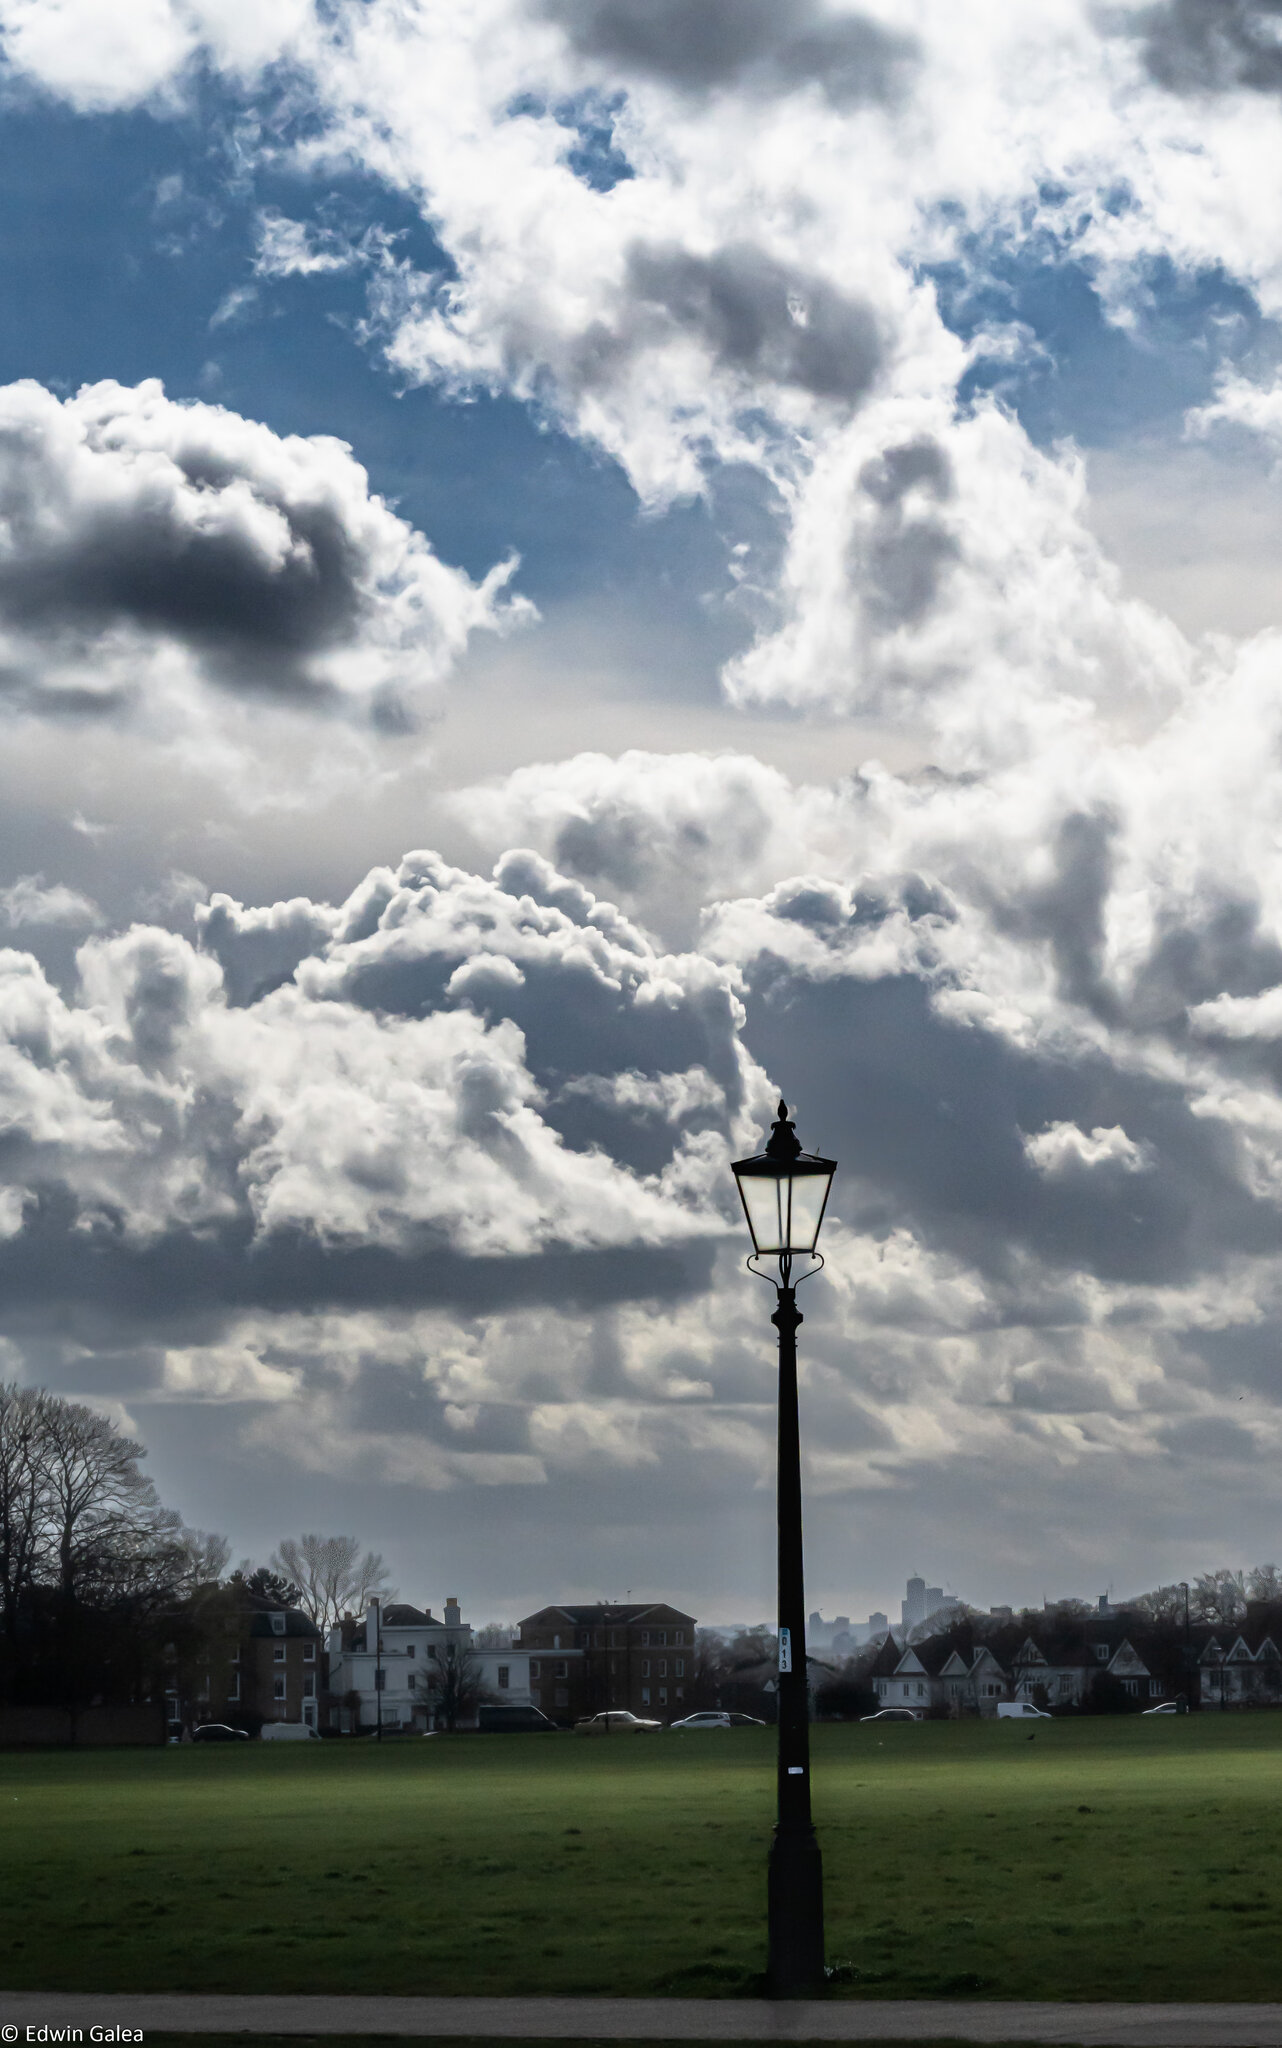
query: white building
[{"left": 326, "top": 1597, "right": 531, "bottom": 1731}]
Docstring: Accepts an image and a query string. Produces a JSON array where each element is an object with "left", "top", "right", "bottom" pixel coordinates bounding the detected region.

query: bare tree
[
  {"left": 1132, "top": 1583, "right": 1190, "bottom": 1622},
  {"left": 0, "top": 1385, "right": 53, "bottom": 1643},
  {"left": 1192, "top": 1570, "right": 1248, "bottom": 1626},
  {"left": 1247, "top": 1563, "right": 1282, "bottom": 1604},
  {"left": 176, "top": 1530, "right": 231, "bottom": 1594},
  {"left": 270, "top": 1534, "right": 394, "bottom": 1634},
  {"left": 427, "top": 1636, "right": 491, "bottom": 1730}
]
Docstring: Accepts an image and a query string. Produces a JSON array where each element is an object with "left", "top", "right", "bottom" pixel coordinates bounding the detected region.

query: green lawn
[{"left": 2, "top": 1716, "right": 1281, "bottom": 2000}]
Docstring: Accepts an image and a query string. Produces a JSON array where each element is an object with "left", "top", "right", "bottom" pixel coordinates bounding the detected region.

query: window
[
  {"left": 270, "top": 1613, "right": 286, "bottom": 1636},
  {"left": 555, "top": 1660, "right": 567, "bottom": 1678},
  {"left": 917, "top": 1682, "right": 925, "bottom": 1697},
  {"left": 1094, "top": 1644, "right": 1109, "bottom": 1662},
  {"left": 675, "top": 1686, "right": 684, "bottom": 1700},
  {"left": 675, "top": 1658, "right": 684, "bottom": 1677},
  {"left": 1123, "top": 1678, "right": 1139, "bottom": 1697},
  {"left": 408, "top": 1675, "right": 416, "bottom": 1691},
  {"left": 497, "top": 1665, "right": 510, "bottom": 1690},
  {"left": 655, "top": 1630, "right": 667, "bottom": 1647},
  {"left": 642, "top": 1660, "right": 651, "bottom": 1678},
  {"left": 230, "top": 1645, "right": 240, "bottom": 1665},
  {"left": 229, "top": 1675, "right": 240, "bottom": 1703},
  {"left": 303, "top": 1641, "right": 315, "bottom": 1661},
  {"left": 641, "top": 1686, "right": 651, "bottom": 1704},
  {"left": 659, "top": 1687, "right": 668, "bottom": 1704},
  {"left": 274, "top": 1645, "right": 286, "bottom": 1663},
  {"left": 674, "top": 1631, "right": 684, "bottom": 1646},
  {"left": 530, "top": 1661, "right": 541, "bottom": 1679},
  {"left": 553, "top": 1634, "right": 562, "bottom": 1650},
  {"left": 273, "top": 1677, "right": 286, "bottom": 1701},
  {"left": 303, "top": 1675, "right": 315, "bottom": 1698},
  {"left": 1149, "top": 1679, "right": 1164, "bottom": 1697},
  {"left": 406, "top": 1644, "right": 415, "bottom": 1658},
  {"left": 641, "top": 1631, "right": 650, "bottom": 1646},
  {"left": 659, "top": 1661, "right": 667, "bottom": 1678}
]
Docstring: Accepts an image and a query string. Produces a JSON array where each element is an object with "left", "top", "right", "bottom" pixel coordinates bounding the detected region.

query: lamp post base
[{"left": 766, "top": 1822, "right": 825, "bottom": 1997}]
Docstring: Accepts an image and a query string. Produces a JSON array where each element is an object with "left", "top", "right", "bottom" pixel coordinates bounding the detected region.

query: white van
[
  {"left": 997, "top": 1700, "right": 1051, "bottom": 1719},
  {"left": 261, "top": 1720, "right": 321, "bottom": 1741}
]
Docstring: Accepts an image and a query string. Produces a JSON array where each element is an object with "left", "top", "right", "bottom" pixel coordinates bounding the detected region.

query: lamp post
[{"left": 732, "top": 1099, "right": 836, "bottom": 1998}]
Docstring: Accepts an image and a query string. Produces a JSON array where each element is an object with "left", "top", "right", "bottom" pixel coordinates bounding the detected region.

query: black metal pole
[{"left": 767, "top": 1282, "right": 824, "bottom": 1997}]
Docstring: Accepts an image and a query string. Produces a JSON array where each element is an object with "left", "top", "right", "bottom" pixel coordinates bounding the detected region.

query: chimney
[{"left": 444, "top": 1595, "right": 461, "bottom": 1629}]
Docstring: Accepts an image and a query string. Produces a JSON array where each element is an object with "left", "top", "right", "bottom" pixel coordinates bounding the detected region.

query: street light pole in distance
[{"left": 732, "top": 1099, "right": 837, "bottom": 1999}]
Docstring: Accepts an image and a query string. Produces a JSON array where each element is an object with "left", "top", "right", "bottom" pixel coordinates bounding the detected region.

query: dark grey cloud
[
  {"left": 996, "top": 809, "right": 1120, "bottom": 1022},
  {"left": 1137, "top": 0, "right": 1282, "bottom": 94},
  {"left": 623, "top": 242, "right": 882, "bottom": 404},
  {"left": 854, "top": 435, "right": 958, "bottom": 631},
  {"left": 542, "top": 0, "right": 918, "bottom": 106},
  {"left": 742, "top": 959, "right": 1280, "bottom": 1289}
]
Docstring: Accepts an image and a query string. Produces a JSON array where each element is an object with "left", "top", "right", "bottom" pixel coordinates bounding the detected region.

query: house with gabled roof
[
  {"left": 867, "top": 1633, "right": 1011, "bottom": 1716},
  {"left": 1198, "top": 1630, "right": 1282, "bottom": 1709}
]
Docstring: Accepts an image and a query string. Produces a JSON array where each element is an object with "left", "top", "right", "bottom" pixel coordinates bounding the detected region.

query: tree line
[{"left": 0, "top": 1383, "right": 392, "bottom": 1717}]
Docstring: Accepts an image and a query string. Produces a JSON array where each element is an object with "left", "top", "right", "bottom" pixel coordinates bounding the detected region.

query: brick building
[
  {"left": 167, "top": 1597, "right": 323, "bottom": 1737},
  {"left": 518, "top": 1601, "right": 697, "bottom": 1723}
]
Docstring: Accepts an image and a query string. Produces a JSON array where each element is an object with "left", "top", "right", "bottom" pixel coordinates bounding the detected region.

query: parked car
[
  {"left": 670, "top": 1711, "right": 732, "bottom": 1730},
  {"left": 1142, "top": 1700, "right": 1179, "bottom": 1715},
  {"left": 575, "top": 1709, "right": 663, "bottom": 1735},
  {"left": 191, "top": 1723, "right": 250, "bottom": 1743},
  {"left": 478, "top": 1704, "right": 559, "bottom": 1732},
  {"left": 727, "top": 1712, "right": 766, "bottom": 1726},
  {"left": 261, "top": 1721, "right": 320, "bottom": 1741},
  {"left": 860, "top": 1706, "right": 921, "bottom": 1722},
  {"left": 997, "top": 1701, "right": 1052, "bottom": 1720}
]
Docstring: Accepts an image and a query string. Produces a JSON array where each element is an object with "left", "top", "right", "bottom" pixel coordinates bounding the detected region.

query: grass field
[{"left": 3, "top": 1716, "right": 1282, "bottom": 2001}]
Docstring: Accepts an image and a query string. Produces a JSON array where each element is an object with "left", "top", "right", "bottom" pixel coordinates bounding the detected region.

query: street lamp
[{"left": 732, "top": 1099, "right": 836, "bottom": 1998}]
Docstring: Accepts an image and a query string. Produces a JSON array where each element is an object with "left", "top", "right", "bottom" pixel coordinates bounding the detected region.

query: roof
[
  {"left": 518, "top": 1602, "right": 697, "bottom": 1627},
  {"left": 246, "top": 1607, "right": 322, "bottom": 1641},
  {"left": 381, "top": 1604, "right": 442, "bottom": 1628}
]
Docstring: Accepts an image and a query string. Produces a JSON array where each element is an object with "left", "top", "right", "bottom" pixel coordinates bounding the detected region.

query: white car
[
  {"left": 996, "top": 1701, "right": 1052, "bottom": 1719},
  {"left": 670, "top": 1711, "right": 732, "bottom": 1730},
  {"left": 1142, "top": 1701, "right": 1179, "bottom": 1715},
  {"left": 574, "top": 1709, "right": 663, "bottom": 1735}
]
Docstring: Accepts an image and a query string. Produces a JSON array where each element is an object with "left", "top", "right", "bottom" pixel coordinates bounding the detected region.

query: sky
[{"left": 4, "top": 0, "right": 1282, "bottom": 1627}]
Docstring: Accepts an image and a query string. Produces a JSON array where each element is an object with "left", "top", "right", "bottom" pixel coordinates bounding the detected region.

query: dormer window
[
  {"left": 270, "top": 1613, "right": 286, "bottom": 1637},
  {"left": 1093, "top": 1644, "right": 1108, "bottom": 1661}
]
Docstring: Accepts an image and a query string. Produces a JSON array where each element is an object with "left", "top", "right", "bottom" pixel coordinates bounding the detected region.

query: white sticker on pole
[{"left": 778, "top": 1626, "right": 792, "bottom": 1673}]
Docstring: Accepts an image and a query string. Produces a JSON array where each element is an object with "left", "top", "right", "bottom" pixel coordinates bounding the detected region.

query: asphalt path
[{"left": 3, "top": 1997, "right": 1282, "bottom": 2044}]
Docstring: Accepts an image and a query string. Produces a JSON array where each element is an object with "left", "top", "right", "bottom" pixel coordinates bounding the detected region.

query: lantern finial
[{"left": 766, "top": 1100, "right": 801, "bottom": 1162}]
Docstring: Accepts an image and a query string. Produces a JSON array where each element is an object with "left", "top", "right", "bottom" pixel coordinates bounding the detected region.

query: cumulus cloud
[
  {"left": 0, "top": 378, "right": 531, "bottom": 730},
  {"left": 0, "top": 848, "right": 754, "bottom": 1337}
]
